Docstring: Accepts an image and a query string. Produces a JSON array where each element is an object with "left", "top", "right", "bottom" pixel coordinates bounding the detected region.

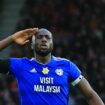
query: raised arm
[
  {"left": 0, "top": 28, "right": 38, "bottom": 74},
  {"left": 0, "top": 28, "right": 38, "bottom": 51},
  {"left": 76, "top": 77, "right": 104, "bottom": 105}
]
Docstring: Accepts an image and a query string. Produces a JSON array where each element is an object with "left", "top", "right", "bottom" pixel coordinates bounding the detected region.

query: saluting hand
[{"left": 11, "top": 28, "right": 38, "bottom": 45}]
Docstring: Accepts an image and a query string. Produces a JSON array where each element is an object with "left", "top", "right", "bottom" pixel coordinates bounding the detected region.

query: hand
[{"left": 11, "top": 28, "right": 38, "bottom": 45}]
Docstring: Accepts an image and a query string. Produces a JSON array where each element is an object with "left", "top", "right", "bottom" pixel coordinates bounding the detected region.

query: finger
[
  {"left": 29, "top": 28, "right": 38, "bottom": 35},
  {"left": 22, "top": 40, "right": 30, "bottom": 45},
  {"left": 24, "top": 34, "right": 29, "bottom": 39},
  {"left": 24, "top": 33, "right": 33, "bottom": 39},
  {"left": 25, "top": 28, "right": 38, "bottom": 34},
  {"left": 23, "top": 28, "right": 38, "bottom": 38}
]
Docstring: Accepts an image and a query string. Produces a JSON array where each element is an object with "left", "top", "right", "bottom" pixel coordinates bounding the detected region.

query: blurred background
[{"left": 0, "top": 0, "right": 105, "bottom": 105}]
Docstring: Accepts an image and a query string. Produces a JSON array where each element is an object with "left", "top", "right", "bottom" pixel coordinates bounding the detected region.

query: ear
[
  {"left": 31, "top": 36, "right": 35, "bottom": 49},
  {"left": 32, "top": 35, "right": 35, "bottom": 44},
  {"left": 31, "top": 43, "right": 34, "bottom": 50}
]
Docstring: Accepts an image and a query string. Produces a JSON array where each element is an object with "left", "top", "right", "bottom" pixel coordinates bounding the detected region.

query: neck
[{"left": 34, "top": 53, "right": 51, "bottom": 64}]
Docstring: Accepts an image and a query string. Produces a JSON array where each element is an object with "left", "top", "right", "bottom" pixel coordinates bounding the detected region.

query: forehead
[{"left": 36, "top": 29, "right": 52, "bottom": 37}]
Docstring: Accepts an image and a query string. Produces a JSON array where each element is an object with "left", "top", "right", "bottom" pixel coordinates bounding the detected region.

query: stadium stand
[{"left": 0, "top": 0, "right": 105, "bottom": 105}]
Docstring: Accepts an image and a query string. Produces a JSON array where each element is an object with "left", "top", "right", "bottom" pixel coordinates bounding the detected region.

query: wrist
[{"left": 11, "top": 34, "right": 16, "bottom": 41}]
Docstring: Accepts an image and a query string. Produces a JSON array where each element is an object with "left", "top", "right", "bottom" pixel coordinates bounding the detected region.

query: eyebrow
[{"left": 36, "top": 33, "right": 52, "bottom": 37}]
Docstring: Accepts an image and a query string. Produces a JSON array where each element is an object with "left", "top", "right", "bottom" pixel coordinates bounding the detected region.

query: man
[{"left": 0, "top": 28, "right": 104, "bottom": 105}]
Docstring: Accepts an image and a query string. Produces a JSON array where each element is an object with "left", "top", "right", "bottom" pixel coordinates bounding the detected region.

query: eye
[
  {"left": 36, "top": 35, "right": 42, "bottom": 39},
  {"left": 36, "top": 35, "right": 52, "bottom": 40},
  {"left": 45, "top": 35, "right": 51, "bottom": 39}
]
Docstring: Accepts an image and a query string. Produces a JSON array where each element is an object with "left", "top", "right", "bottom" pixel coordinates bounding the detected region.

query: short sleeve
[
  {"left": 68, "top": 61, "right": 83, "bottom": 86},
  {"left": 9, "top": 58, "right": 23, "bottom": 77}
]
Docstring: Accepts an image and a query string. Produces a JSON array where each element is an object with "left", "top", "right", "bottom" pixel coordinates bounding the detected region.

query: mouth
[{"left": 40, "top": 44, "right": 48, "bottom": 49}]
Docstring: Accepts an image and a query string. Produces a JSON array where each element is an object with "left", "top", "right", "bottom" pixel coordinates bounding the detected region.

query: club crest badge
[{"left": 55, "top": 69, "right": 63, "bottom": 76}]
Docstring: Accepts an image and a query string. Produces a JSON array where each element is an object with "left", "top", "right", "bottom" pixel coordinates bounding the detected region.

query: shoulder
[
  {"left": 52, "top": 56, "right": 79, "bottom": 69},
  {"left": 53, "top": 56, "right": 69, "bottom": 62},
  {"left": 9, "top": 57, "right": 30, "bottom": 63},
  {"left": 52, "top": 56, "right": 72, "bottom": 66},
  {"left": 53, "top": 56, "right": 75, "bottom": 63}
]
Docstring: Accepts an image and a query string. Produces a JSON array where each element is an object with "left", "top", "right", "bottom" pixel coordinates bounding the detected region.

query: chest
[{"left": 20, "top": 65, "right": 69, "bottom": 86}]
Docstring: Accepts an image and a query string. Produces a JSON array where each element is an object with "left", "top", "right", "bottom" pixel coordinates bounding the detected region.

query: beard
[
  {"left": 35, "top": 49, "right": 52, "bottom": 56},
  {"left": 34, "top": 44, "right": 53, "bottom": 56},
  {"left": 33, "top": 43, "right": 53, "bottom": 56}
]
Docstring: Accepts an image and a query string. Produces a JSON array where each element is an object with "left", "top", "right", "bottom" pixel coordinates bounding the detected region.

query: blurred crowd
[{"left": 1, "top": 0, "right": 105, "bottom": 105}]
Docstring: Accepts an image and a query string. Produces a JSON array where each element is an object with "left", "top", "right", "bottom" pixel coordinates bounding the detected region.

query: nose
[{"left": 41, "top": 36, "right": 47, "bottom": 42}]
